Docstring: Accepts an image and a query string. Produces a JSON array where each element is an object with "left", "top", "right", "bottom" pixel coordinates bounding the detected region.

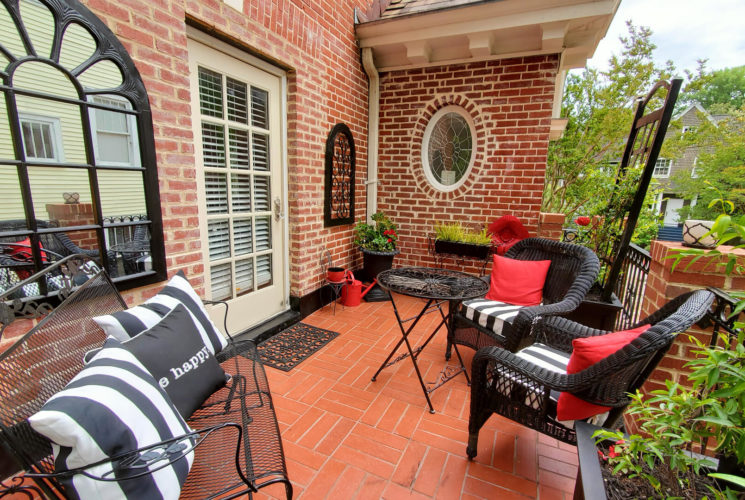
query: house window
[
  {"left": 422, "top": 105, "right": 475, "bottom": 191},
  {"left": 19, "top": 115, "right": 63, "bottom": 162},
  {"left": 0, "top": 0, "right": 165, "bottom": 289},
  {"left": 89, "top": 96, "right": 141, "bottom": 167},
  {"left": 652, "top": 158, "right": 672, "bottom": 177}
]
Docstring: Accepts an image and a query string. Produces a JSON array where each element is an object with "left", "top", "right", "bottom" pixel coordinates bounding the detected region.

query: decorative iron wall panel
[{"left": 324, "top": 123, "right": 355, "bottom": 227}]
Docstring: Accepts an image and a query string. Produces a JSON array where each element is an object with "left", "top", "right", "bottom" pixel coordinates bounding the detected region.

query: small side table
[
  {"left": 325, "top": 279, "right": 346, "bottom": 314},
  {"left": 372, "top": 267, "right": 489, "bottom": 413}
]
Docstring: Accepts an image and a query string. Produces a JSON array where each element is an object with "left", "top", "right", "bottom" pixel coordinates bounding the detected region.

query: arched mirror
[{"left": 0, "top": 0, "right": 165, "bottom": 289}]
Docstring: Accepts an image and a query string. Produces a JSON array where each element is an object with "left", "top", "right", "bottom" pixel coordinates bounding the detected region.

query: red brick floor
[{"left": 254, "top": 293, "right": 578, "bottom": 500}]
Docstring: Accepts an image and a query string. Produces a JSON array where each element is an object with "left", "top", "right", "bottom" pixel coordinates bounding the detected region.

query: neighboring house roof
[{"left": 674, "top": 102, "right": 717, "bottom": 125}]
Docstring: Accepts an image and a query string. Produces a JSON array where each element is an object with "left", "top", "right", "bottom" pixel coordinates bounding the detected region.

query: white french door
[{"left": 188, "top": 37, "right": 287, "bottom": 333}]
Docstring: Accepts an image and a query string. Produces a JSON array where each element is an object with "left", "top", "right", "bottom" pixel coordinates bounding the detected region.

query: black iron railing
[{"left": 612, "top": 243, "right": 651, "bottom": 330}]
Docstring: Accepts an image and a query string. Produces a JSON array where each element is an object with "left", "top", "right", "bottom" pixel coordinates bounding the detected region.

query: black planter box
[
  {"left": 574, "top": 421, "right": 723, "bottom": 500},
  {"left": 433, "top": 239, "right": 491, "bottom": 260},
  {"left": 561, "top": 289, "right": 623, "bottom": 331}
]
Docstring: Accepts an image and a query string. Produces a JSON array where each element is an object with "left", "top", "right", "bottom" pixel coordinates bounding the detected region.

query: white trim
[
  {"left": 88, "top": 95, "right": 141, "bottom": 168},
  {"left": 18, "top": 113, "right": 64, "bottom": 163},
  {"left": 280, "top": 72, "right": 290, "bottom": 308},
  {"left": 421, "top": 105, "right": 476, "bottom": 192},
  {"left": 362, "top": 47, "right": 379, "bottom": 222},
  {"left": 186, "top": 26, "right": 286, "bottom": 78},
  {"left": 652, "top": 158, "right": 672, "bottom": 178}
]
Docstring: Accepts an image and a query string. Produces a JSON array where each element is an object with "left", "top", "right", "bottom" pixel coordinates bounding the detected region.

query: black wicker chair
[
  {"left": 465, "top": 289, "right": 715, "bottom": 457},
  {"left": 447, "top": 237, "right": 600, "bottom": 357},
  {"left": 0, "top": 219, "right": 116, "bottom": 293}
]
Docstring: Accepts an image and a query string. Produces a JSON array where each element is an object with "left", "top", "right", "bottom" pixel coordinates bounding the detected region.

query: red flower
[
  {"left": 387, "top": 238, "right": 392, "bottom": 243},
  {"left": 608, "top": 439, "right": 625, "bottom": 458},
  {"left": 575, "top": 216, "right": 591, "bottom": 226}
]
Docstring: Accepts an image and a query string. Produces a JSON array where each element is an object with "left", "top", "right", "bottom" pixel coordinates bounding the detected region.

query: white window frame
[
  {"left": 18, "top": 113, "right": 64, "bottom": 163},
  {"left": 652, "top": 158, "right": 672, "bottom": 178},
  {"left": 421, "top": 105, "right": 476, "bottom": 192},
  {"left": 691, "top": 157, "right": 698, "bottom": 178},
  {"left": 88, "top": 95, "right": 141, "bottom": 167}
]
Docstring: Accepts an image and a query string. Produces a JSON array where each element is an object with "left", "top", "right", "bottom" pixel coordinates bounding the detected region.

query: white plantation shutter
[{"left": 198, "top": 66, "right": 275, "bottom": 300}]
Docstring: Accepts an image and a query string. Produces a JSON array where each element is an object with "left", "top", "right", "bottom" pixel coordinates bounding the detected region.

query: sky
[{"left": 587, "top": 0, "right": 745, "bottom": 74}]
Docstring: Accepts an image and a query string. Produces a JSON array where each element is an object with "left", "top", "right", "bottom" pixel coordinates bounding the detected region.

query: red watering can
[{"left": 340, "top": 271, "right": 376, "bottom": 307}]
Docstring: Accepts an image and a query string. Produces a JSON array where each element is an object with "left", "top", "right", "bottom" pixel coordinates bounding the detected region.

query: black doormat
[{"left": 253, "top": 322, "right": 339, "bottom": 372}]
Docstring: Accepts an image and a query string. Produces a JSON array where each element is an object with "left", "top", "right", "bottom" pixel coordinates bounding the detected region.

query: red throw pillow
[
  {"left": 6, "top": 238, "right": 48, "bottom": 279},
  {"left": 6, "top": 238, "right": 48, "bottom": 262},
  {"left": 557, "top": 324, "right": 652, "bottom": 421},
  {"left": 484, "top": 254, "right": 551, "bottom": 306}
]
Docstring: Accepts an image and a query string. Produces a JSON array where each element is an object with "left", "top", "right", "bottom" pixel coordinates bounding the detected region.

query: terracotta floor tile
[
  {"left": 327, "top": 465, "right": 367, "bottom": 499},
  {"left": 263, "top": 294, "right": 580, "bottom": 499},
  {"left": 333, "top": 443, "right": 397, "bottom": 478},
  {"left": 435, "top": 453, "right": 468, "bottom": 499},
  {"left": 537, "top": 470, "right": 576, "bottom": 494},
  {"left": 537, "top": 484, "right": 570, "bottom": 500},
  {"left": 316, "top": 416, "right": 356, "bottom": 456},
  {"left": 413, "top": 448, "right": 448, "bottom": 496},
  {"left": 392, "top": 440, "right": 427, "bottom": 487}
]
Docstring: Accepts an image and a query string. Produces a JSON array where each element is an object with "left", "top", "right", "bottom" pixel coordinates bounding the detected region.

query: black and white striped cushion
[
  {"left": 93, "top": 271, "right": 227, "bottom": 354},
  {"left": 460, "top": 298, "right": 526, "bottom": 335},
  {"left": 514, "top": 343, "right": 569, "bottom": 374},
  {"left": 28, "top": 348, "right": 194, "bottom": 499}
]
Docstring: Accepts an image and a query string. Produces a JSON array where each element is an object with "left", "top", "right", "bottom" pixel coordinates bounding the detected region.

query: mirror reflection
[{"left": 0, "top": 0, "right": 156, "bottom": 283}]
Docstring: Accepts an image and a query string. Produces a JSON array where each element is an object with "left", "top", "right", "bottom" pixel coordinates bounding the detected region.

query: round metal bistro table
[{"left": 371, "top": 267, "right": 488, "bottom": 413}]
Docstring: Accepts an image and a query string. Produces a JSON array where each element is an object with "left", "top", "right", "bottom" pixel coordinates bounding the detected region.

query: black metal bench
[{"left": 0, "top": 255, "right": 292, "bottom": 499}]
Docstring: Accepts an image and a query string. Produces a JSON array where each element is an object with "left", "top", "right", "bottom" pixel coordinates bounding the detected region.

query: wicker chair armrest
[
  {"left": 532, "top": 316, "right": 612, "bottom": 352},
  {"left": 26, "top": 422, "right": 253, "bottom": 488},
  {"left": 505, "top": 295, "right": 587, "bottom": 351}
]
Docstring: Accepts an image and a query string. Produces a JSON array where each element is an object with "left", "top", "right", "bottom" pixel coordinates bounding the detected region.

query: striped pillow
[
  {"left": 461, "top": 298, "right": 526, "bottom": 335},
  {"left": 93, "top": 271, "right": 227, "bottom": 354},
  {"left": 28, "top": 347, "right": 194, "bottom": 499}
]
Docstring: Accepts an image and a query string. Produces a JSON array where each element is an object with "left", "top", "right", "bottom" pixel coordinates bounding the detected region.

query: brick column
[
  {"left": 624, "top": 240, "right": 744, "bottom": 434},
  {"left": 536, "top": 212, "right": 565, "bottom": 241},
  {"left": 45, "top": 202, "right": 97, "bottom": 249}
]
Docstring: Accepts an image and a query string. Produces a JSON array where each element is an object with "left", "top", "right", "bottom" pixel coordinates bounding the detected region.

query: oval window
[{"left": 422, "top": 105, "right": 475, "bottom": 191}]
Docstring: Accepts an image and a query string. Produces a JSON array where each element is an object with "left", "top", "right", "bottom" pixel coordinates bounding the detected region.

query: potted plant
[
  {"left": 353, "top": 211, "right": 399, "bottom": 302},
  {"left": 574, "top": 325, "right": 745, "bottom": 499},
  {"left": 432, "top": 222, "right": 492, "bottom": 259}
]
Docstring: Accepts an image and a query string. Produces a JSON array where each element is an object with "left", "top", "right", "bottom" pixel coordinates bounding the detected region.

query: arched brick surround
[{"left": 376, "top": 56, "right": 559, "bottom": 273}]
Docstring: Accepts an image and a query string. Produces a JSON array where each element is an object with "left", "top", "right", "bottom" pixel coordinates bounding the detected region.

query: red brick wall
[
  {"left": 80, "top": 0, "right": 370, "bottom": 303},
  {"left": 375, "top": 56, "right": 558, "bottom": 276},
  {"left": 45, "top": 203, "right": 97, "bottom": 249},
  {"left": 641, "top": 241, "right": 744, "bottom": 391}
]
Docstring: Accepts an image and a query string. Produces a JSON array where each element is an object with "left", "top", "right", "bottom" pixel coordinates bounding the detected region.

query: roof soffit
[{"left": 356, "top": 0, "right": 619, "bottom": 72}]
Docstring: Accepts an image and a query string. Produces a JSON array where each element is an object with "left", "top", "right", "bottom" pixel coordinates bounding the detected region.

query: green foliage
[
  {"left": 433, "top": 222, "right": 491, "bottom": 245},
  {"left": 681, "top": 64, "right": 745, "bottom": 111},
  {"left": 593, "top": 331, "right": 745, "bottom": 498},
  {"left": 353, "top": 211, "right": 398, "bottom": 252},
  {"left": 668, "top": 109, "right": 745, "bottom": 221},
  {"left": 543, "top": 22, "right": 673, "bottom": 218}
]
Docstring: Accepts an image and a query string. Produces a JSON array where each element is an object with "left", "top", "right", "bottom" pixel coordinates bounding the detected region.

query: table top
[{"left": 377, "top": 267, "right": 488, "bottom": 300}]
